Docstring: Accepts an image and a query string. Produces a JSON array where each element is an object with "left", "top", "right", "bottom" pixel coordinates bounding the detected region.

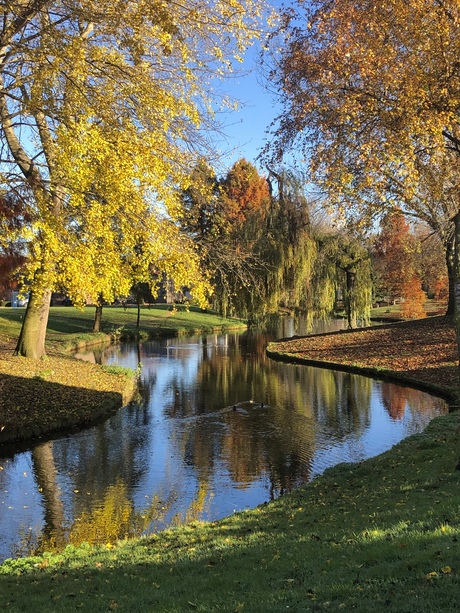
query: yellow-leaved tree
[
  {"left": 0, "top": 0, "right": 272, "bottom": 358},
  {"left": 265, "top": 0, "right": 460, "bottom": 347}
]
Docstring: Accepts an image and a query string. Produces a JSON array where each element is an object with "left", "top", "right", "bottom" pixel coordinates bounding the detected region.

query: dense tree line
[{"left": 180, "top": 159, "right": 445, "bottom": 327}]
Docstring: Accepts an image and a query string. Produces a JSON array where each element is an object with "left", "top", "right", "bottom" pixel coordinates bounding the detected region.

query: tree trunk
[
  {"left": 345, "top": 269, "right": 357, "bottom": 329},
  {"left": 445, "top": 232, "right": 455, "bottom": 317},
  {"left": 136, "top": 300, "right": 141, "bottom": 328},
  {"left": 93, "top": 304, "right": 103, "bottom": 333},
  {"left": 453, "top": 211, "right": 460, "bottom": 374},
  {"left": 14, "top": 289, "right": 52, "bottom": 359}
]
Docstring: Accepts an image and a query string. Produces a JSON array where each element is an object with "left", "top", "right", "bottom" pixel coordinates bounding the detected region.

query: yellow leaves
[{"left": 2, "top": 0, "right": 274, "bottom": 323}]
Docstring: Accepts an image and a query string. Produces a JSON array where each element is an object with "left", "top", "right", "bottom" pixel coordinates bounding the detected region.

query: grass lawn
[
  {"left": 0, "top": 304, "right": 247, "bottom": 352},
  {"left": 1, "top": 306, "right": 459, "bottom": 612}
]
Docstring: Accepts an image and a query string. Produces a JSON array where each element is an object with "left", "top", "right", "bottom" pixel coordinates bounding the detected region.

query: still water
[{"left": 0, "top": 325, "right": 448, "bottom": 561}]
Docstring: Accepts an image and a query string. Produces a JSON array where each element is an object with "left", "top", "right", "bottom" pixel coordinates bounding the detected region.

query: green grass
[
  {"left": 0, "top": 411, "right": 458, "bottom": 612},
  {"left": 0, "top": 304, "right": 246, "bottom": 352},
  {"left": 369, "top": 299, "right": 446, "bottom": 320},
  {"left": 1, "top": 304, "right": 458, "bottom": 611}
]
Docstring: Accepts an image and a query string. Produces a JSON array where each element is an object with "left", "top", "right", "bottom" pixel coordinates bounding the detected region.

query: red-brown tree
[
  {"left": 0, "top": 194, "right": 29, "bottom": 300},
  {"left": 374, "top": 211, "right": 426, "bottom": 318}
]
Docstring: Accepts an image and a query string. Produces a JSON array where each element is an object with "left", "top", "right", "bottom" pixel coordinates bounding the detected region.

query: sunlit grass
[{"left": 0, "top": 304, "right": 246, "bottom": 352}]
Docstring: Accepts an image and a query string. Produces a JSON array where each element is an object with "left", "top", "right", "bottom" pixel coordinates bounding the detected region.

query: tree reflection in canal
[{"left": 0, "top": 329, "right": 448, "bottom": 560}]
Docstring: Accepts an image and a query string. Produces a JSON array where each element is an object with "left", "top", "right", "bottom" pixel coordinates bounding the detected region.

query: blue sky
[{"left": 214, "top": 45, "right": 282, "bottom": 173}]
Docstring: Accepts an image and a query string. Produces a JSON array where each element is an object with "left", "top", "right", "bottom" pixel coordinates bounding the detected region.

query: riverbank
[
  {"left": 268, "top": 315, "right": 459, "bottom": 403},
  {"left": 0, "top": 305, "right": 247, "bottom": 445},
  {"left": 1, "top": 412, "right": 458, "bottom": 612},
  {"left": 1, "top": 313, "right": 459, "bottom": 611}
]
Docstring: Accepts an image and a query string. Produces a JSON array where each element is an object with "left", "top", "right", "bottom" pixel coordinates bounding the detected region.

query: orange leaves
[
  {"left": 268, "top": 0, "right": 460, "bottom": 231},
  {"left": 220, "top": 159, "right": 271, "bottom": 226},
  {"left": 374, "top": 209, "right": 426, "bottom": 317}
]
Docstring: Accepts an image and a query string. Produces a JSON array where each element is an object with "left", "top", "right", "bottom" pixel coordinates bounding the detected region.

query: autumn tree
[
  {"left": 181, "top": 159, "right": 273, "bottom": 320},
  {"left": 266, "top": 0, "right": 460, "bottom": 344},
  {"left": 216, "top": 159, "right": 272, "bottom": 319},
  {"left": 181, "top": 161, "right": 366, "bottom": 324},
  {"left": 0, "top": 193, "right": 29, "bottom": 299},
  {"left": 220, "top": 158, "right": 272, "bottom": 228},
  {"left": 374, "top": 211, "right": 426, "bottom": 319},
  {"left": 0, "top": 0, "right": 270, "bottom": 358},
  {"left": 264, "top": 169, "right": 313, "bottom": 311},
  {"left": 266, "top": 170, "right": 372, "bottom": 328}
]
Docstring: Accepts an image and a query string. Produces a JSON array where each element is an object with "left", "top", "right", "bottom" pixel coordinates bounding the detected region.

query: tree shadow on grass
[
  {"left": 0, "top": 373, "right": 124, "bottom": 448},
  {"left": 0, "top": 470, "right": 458, "bottom": 613},
  {"left": 0, "top": 412, "right": 458, "bottom": 611}
]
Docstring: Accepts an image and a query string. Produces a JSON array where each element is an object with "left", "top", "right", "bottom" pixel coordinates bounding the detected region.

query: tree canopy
[
  {"left": 180, "top": 160, "right": 373, "bottom": 326},
  {"left": 267, "top": 0, "right": 460, "bottom": 213},
  {"left": 0, "top": 0, "right": 271, "bottom": 357},
  {"left": 265, "top": 0, "right": 460, "bottom": 345}
]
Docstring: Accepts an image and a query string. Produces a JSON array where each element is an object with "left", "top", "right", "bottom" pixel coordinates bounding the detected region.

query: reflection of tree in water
[
  {"left": 65, "top": 480, "right": 133, "bottom": 547},
  {"left": 30, "top": 442, "right": 66, "bottom": 554},
  {"left": 311, "top": 369, "right": 372, "bottom": 439},
  {"left": 381, "top": 383, "right": 407, "bottom": 420},
  {"left": 157, "top": 331, "right": 379, "bottom": 499},
  {"left": 5, "top": 330, "right": 449, "bottom": 558},
  {"left": 165, "top": 331, "right": 318, "bottom": 497},
  {"left": 55, "top": 404, "right": 150, "bottom": 506},
  {"left": 380, "top": 382, "right": 446, "bottom": 421},
  {"left": 28, "top": 476, "right": 208, "bottom": 554},
  {"left": 22, "top": 399, "right": 152, "bottom": 555}
]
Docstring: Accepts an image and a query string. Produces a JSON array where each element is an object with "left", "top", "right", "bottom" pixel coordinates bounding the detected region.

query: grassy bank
[
  {"left": 0, "top": 305, "right": 246, "bottom": 445},
  {"left": 0, "top": 304, "right": 247, "bottom": 352},
  {"left": 0, "top": 410, "right": 458, "bottom": 612},
  {"left": 1, "top": 310, "right": 459, "bottom": 611}
]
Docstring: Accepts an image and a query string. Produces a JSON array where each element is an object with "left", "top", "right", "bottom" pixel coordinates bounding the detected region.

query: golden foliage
[
  {"left": 0, "top": 0, "right": 274, "bottom": 354},
  {"left": 268, "top": 0, "right": 460, "bottom": 223}
]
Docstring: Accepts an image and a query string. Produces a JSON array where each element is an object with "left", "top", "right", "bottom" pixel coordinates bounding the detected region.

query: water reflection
[{"left": 0, "top": 329, "right": 448, "bottom": 561}]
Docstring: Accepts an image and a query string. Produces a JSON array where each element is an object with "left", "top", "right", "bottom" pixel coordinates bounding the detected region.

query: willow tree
[
  {"left": 265, "top": 168, "right": 318, "bottom": 316},
  {"left": 0, "top": 0, "right": 270, "bottom": 359},
  {"left": 268, "top": 168, "right": 372, "bottom": 328},
  {"left": 266, "top": 0, "right": 460, "bottom": 339}
]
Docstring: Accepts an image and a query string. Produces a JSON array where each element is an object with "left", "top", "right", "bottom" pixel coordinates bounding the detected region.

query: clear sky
[{"left": 214, "top": 44, "right": 282, "bottom": 173}]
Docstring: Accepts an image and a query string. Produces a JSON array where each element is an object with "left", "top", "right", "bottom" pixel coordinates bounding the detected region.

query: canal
[{"left": 0, "top": 324, "right": 448, "bottom": 561}]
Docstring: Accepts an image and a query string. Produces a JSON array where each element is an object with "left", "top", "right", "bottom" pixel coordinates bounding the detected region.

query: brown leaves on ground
[
  {"left": 270, "top": 316, "right": 458, "bottom": 397},
  {"left": 0, "top": 349, "right": 136, "bottom": 445}
]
